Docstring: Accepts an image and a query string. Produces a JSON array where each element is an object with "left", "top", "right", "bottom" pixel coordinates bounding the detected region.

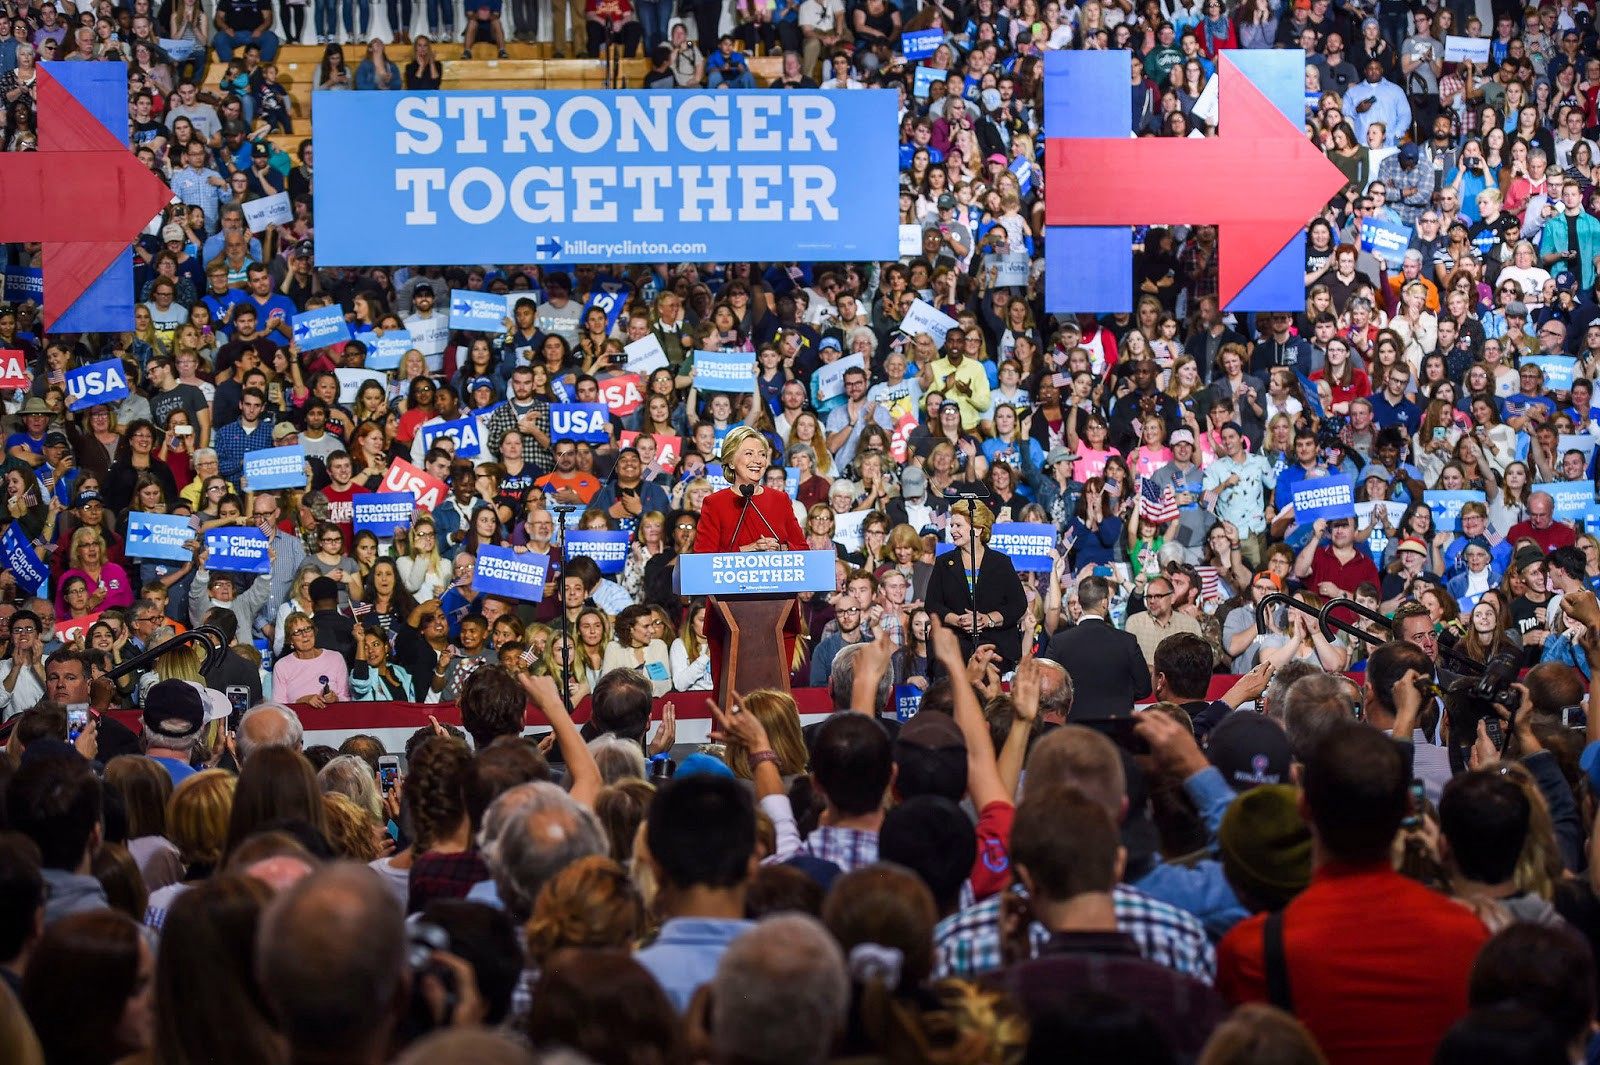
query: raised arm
[{"left": 520, "top": 673, "right": 603, "bottom": 807}]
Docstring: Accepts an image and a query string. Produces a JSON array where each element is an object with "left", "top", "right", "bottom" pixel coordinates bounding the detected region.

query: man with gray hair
[
  {"left": 1281, "top": 671, "right": 1359, "bottom": 764},
  {"left": 1262, "top": 657, "right": 1323, "bottom": 720},
  {"left": 834, "top": 642, "right": 891, "bottom": 715},
  {"left": 236, "top": 703, "right": 304, "bottom": 763},
  {"left": 141, "top": 679, "right": 209, "bottom": 784},
  {"left": 710, "top": 914, "right": 850, "bottom": 1065},
  {"left": 470, "top": 781, "right": 607, "bottom": 922}
]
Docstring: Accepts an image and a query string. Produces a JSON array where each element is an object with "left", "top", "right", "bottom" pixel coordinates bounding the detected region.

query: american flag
[
  {"left": 1196, "top": 565, "right": 1221, "bottom": 604},
  {"left": 351, "top": 602, "right": 372, "bottom": 618},
  {"left": 1139, "top": 479, "right": 1178, "bottom": 524}
]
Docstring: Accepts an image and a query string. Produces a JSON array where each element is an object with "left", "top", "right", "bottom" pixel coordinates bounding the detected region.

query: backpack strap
[{"left": 1263, "top": 909, "right": 1293, "bottom": 1013}]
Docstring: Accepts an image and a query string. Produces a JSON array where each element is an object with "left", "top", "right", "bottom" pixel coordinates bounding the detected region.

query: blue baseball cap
[{"left": 467, "top": 376, "right": 494, "bottom": 392}]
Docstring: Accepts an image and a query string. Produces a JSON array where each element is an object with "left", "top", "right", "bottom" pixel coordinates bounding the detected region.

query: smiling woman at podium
[{"left": 692, "top": 427, "right": 808, "bottom": 555}]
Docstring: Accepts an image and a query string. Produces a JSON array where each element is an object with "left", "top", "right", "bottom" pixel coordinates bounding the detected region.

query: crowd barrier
[{"left": 108, "top": 676, "right": 1267, "bottom": 749}]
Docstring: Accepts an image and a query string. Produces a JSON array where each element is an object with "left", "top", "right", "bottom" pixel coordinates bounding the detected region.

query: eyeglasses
[
  {"left": 134, "top": 614, "right": 159, "bottom": 624},
  {"left": 1540, "top": 328, "right": 1564, "bottom": 337},
  {"left": 289, "top": 627, "right": 313, "bottom": 638},
  {"left": 11, "top": 626, "right": 36, "bottom": 634}
]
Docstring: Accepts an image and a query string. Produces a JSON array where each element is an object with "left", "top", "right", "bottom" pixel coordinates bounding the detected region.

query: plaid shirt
[
  {"left": 406, "top": 850, "right": 489, "bottom": 916},
  {"left": 799, "top": 825, "right": 879, "bottom": 874},
  {"left": 933, "top": 882, "right": 1216, "bottom": 985}
]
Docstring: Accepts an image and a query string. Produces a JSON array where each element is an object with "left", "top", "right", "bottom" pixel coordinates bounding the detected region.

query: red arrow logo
[
  {"left": 0, "top": 67, "right": 174, "bottom": 329},
  {"left": 1045, "top": 53, "right": 1347, "bottom": 308}
]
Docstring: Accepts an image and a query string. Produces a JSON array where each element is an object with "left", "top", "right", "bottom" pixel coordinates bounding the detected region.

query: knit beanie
[{"left": 1218, "top": 784, "right": 1312, "bottom": 912}]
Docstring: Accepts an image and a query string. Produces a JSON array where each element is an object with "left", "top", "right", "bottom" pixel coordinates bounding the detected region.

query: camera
[
  {"left": 398, "top": 921, "right": 455, "bottom": 1040},
  {"left": 1444, "top": 649, "right": 1520, "bottom": 766}
]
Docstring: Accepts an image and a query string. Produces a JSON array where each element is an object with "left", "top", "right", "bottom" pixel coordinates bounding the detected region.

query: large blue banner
[
  {"left": 313, "top": 90, "right": 899, "bottom": 264},
  {"left": 205, "top": 527, "right": 272, "bottom": 574},
  {"left": 353, "top": 492, "right": 416, "bottom": 537},
  {"left": 419, "top": 415, "right": 484, "bottom": 457},
  {"left": 550, "top": 402, "right": 610, "bottom": 443},
  {"left": 987, "top": 522, "right": 1056, "bottom": 571},
  {"left": 3, "top": 523, "right": 47, "bottom": 596},
  {"left": 565, "top": 529, "right": 629, "bottom": 574},
  {"left": 474, "top": 545, "right": 548, "bottom": 601},
  {"left": 676, "top": 549, "right": 838, "bottom": 595},
  {"left": 242, "top": 445, "right": 307, "bottom": 491},
  {"left": 124, "top": 511, "right": 195, "bottom": 562},
  {"left": 1290, "top": 475, "right": 1357, "bottom": 521},
  {"left": 693, "top": 350, "right": 755, "bottom": 392}
]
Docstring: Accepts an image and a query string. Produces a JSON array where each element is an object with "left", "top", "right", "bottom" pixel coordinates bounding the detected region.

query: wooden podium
[{"left": 678, "top": 550, "right": 838, "bottom": 703}]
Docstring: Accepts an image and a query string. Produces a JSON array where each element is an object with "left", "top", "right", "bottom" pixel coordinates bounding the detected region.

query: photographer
[{"left": 1362, "top": 639, "right": 1452, "bottom": 801}]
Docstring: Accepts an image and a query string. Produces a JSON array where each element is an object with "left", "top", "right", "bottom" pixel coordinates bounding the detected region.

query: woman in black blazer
[{"left": 925, "top": 500, "right": 1028, "bottom": 668}]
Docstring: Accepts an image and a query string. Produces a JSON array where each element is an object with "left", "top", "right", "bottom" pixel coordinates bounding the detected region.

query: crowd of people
[{"left": 0, "top": 0, "right": 1599, "bottom": 1061}]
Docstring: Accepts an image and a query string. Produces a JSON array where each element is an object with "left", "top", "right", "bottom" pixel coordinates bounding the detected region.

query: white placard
[
  {"left": 833, "top": 508, "right": 869, "bottom": 553},
  {"left": 335, "top": 368, "right": 386, "bottom": 404},
  {"left": 624, "top": 333, "right": 669, "bottom": 375},
  {"left": 900, "top": 298, "right": 959, "bottom": 345},
  {"left": 814, "top": 353, "right": 866, "bottom": 402},
  {"left": 242, "top": 192, "right": 293, "bottom": 233},
  {"left": 899, "top": 223, "right": 924, "bottom": 256},
  {"left": 1444, "top": 35, "right": 1490, "bottom": 62}
]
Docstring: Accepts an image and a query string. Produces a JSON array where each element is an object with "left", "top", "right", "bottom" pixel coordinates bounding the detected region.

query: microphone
[{"left": 726, "top": 481, "right": 756, "bottom": 547}]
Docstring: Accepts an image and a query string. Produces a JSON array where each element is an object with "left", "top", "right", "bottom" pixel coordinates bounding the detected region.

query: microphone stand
[
  {"left": 549, "top": 502, "right": 581, "bottom": 713},
  {"left": 945, "top": 487, "right": 987, "bottom": 654}
]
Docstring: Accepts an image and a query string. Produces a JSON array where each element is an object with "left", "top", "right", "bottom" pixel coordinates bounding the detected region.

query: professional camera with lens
[{"left": 1443, "top": 649, "right": 1521, "bottom": 770}]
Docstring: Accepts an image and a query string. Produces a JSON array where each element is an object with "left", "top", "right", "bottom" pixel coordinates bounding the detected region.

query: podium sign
[{"left": 676, "top": 549, "right": 837, "bottom": 596}]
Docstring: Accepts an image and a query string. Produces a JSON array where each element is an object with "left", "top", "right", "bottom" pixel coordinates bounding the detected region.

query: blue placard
[
  {"left": 987, "top": 522, "right": 1056, "bottom": 572},
  {"left": 64, "top": 358, "right": 131, "bottom": 411},
  {"left": 550, "top": 402, "right": 610, "bottom": 443},
  {"left": 785, "top": 467, "right": 800, "bottom": 495},
  {"left": 913, "top": 65, "right": 942, "bottom": 99},
  {"left": 902, "top": 28, "right": 943, "bottom": 59},
  {"left": 353, "top": 492, "right": 416, "bottom": 537},
  {"left": 582, "top": 287, "right": 627, "bottom": 334},
  {"left": 1296, "top": 370, "right": 1325, "bottom": 417},
  {"left": 473, "top": 545, "right": 549, "bottom": 601},
  {"left": 3, "top": 523, "right": 47, "bottom": 595},
  {"left": 1527, "top": 355, "right": 1578, "bottom": 392},
  {"left": 565, "top": 529, "right": 629, "bottom": 574},
  {"left": 894, "top": 683, "right": 923, "bottom": 722},
  {"left": 675, "top": 549, "right": 838, "bottom": 595},
  {"left": 449, "top": 290, "right": 509, "bottom": 332},
  {"left": 313, "top": 90, "right": 899, "bottom": 265},
  {"left": 702, "top": 463, "right": 731, "bottom": 492},
  {"left": 290, "top": 305, "right": 353, "bottom": 349},
  {"left": 204, "top": 527, "right": 271, "bottom": 574},
  {"left": 693, "top": 349, "right": 756, "bottom": 392},
  {"left": 1424, "top": 489, "right": 1487, "bottom": 532},
  {"left": 241, "top": 445, "right": 306, "bottom": 491},
  {"left": 1290, "top": 475, "right": 1357, "bottom": 521},
  {"left": 3, "top": 267, "right": 42, "bottom": 305},
  {"left": 1009, "top": 155, "right": 1032, "bottom": 195},
  {"left": 124, "top": 511, "right": 196, "bottom": 562},
  {"left": 1532, "top": 481, "right": 1595, "bottom": 521},
  {"left": 1358, "top": 218, "right": 1413, "bottom": 268},
  {"left": 369, "top": 328, "right": 412, "bottom": 370},
  {"left": 419, "top": 416, "right": 484, "bottom": 458}
]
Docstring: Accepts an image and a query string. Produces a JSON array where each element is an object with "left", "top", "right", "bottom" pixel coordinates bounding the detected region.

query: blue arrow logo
[{"left": 534, "top": 236, "right": 563, "bottom": 259}]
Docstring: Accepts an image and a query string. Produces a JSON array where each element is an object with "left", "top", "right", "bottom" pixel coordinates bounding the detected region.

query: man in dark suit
[{"left": 1043, "top": 576, "right": 1151, "bottom": 718}]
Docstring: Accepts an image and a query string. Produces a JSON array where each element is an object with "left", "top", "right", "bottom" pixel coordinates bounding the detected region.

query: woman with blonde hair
[
  {"left": 58, "top": 526, "right": 134, "bottom": 616},
  {"left": 924, "top": 498, "right": 1027, "bottom": 666},
  {"left": 668, "top": 600, "right": 711, "bottom": 692},
  {"left": 146, "top": 769, "right": 237, "bottom": 931},
  {"left": 273, "top": 564, "right": 323, "bottom": 656},
  {"left": 724, "top": 689, "right": 808, "bottom": 781},
  {"left": 395, "top": 514, "right": 451, "bottom": 601}
]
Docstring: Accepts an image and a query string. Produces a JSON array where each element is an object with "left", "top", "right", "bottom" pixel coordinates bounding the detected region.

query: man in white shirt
[
  {"left": 401, "top": 283, "right": 451, "bottom": 373},
  {"left": 165, "top": 81, "right": 221, "bottom": 140}
]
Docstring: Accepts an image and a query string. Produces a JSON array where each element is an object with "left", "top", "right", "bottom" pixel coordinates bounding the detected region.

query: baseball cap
[
  {"left": 986, "top": 153, "right": 1007, "bottom": 166},
  {"left": 414, "top": 282, "right": 435, "bottom": 297},
  {"left": 1046, "top": 446, "right": 1075, "bottom": 465},
  {"left": 468, "top": 376, "right": 494, "bottom": 392},
  {"left": 1396, "top": 537, "right": 1428, "bottom": 555},
  {"left": 251, "top": 142, "right": 270, "bottom": 158},
  {"left": 76, "top": 489, "right": 102, "bottom": 505},
  {"left": 161, "top": 223, "right": 185, "bottom": 243},
  {"left": 1169, "top": 428, "right": 1195, "bottom": 446},
  {"left": 901, "top": 466, "right": 928, "bottom": 498},
  {"left": 143, "top": 680, "right": 205, "bottom": 742},
  {"left": 819, "top": 336, "right": 842, "bottom": 352},
  {"left": 1557, "top": 271, "right": 1578, "bottom": 292},
  {"left": 1399, "top": 142, "right": 1420, "bottom": 163},
  {"left": 1506, "top": 300, "right": 1529, "bottom": 318},
  {"left": 272, "top": 421, "right": 298, "bottom": 442},
  {"left": 42, "top": 431, "right": 69, "bottom": 448},
  {"left": 937, "top": 193, "right": 957, "bottom": 210},
  {"left": 677, "top": 752, "right": 735, "bottom": 779},
  {"left": 1358, "top": 464, "right": 1389, "bottom": 483},
  {"left": 1206, "top": 712, "right": 1293, "bottom": 791},
  {"left": 1464, "top": 535, "right": 1493, "bottom": 554}
]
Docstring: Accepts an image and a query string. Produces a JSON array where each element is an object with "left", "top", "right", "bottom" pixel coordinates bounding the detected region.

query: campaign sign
[
  {"left": 241, "top": 445, "right": 306, "bottom": 491},
  {"left": 898, "top": 223, "right": 923, "bottom": 256},
  {"left": 369, "top": 329, "right": 413, "bottom": 370},
  {"left": 987, "top": 252, "right": 1030, "bottom": 288},
  {"left": 1355, "top": 499, "right": 1403, "bottom": 558},
  {"left": 676, "top": 549, "right": 838, "bottom": 595},
  {"left": 1290, "top": 475, "right": 1357, "bottom": 521},
  {"left": 335, "top": 368, "right": 387, "bottom": 405},
  {"left": 3, "top": 268, "right": 42, "bottom": 305},
  {"left": 158, "top": 36, "right": 197, "bottom": 60},
  {"left": 988, "top": 522, "right": 1055, "bottom": 571},
  {"left": 833, "top": 508, "right": 869, "bottom": 552},
  {"left": 565, "top": 530, "right": 629, "bottom": 574},
  {"left": 1533, "top": 482, "right": 1596, "bottom": 521},
  {"left": 56, "top": 611, "right": 102, "bottom": 645},
  {"left": 290, "top": 305, "right": 353, "bottom": 349},
  {"left": 379, "top": 457, "right": 449, "bottom": 510},
  {"left": 242, "top": 191, "right": 294, "bottom": 233},
  {"left": 1010, "top": 155, "right": 1033, "bottom": 194},
  {"left": 205, "top": 527, "right": 271, "bottom": 574},
  {"left": 122, "top": 512, "right": 194, "bottom": 562},
  {"left": 1527, "top": 356, "right": 1578, "bottom": 392},
  {"left": 353, "top": 493, "right": 416, "bottom": 537},
  {"left": 64, "top": 359, "right": 130, "bottom": 412},
  {"left": 1425, "top": 489, "right": 1487, "bottom": 532},
  {"left": 1359, "top": 218, "right": 1412, "bottom": 268},
  {"left": 449, "top": 290, "right": 509, "bottom": 332},
  {"left": 694, "top": 350, "right": 755, "bottom": 392},
  {"left": 551, "top": 402, "right": 611, "bottom": 443},
  {"left": 315, "top": 90, "right": 898, "bottom": 265},
  {"left": 582, "top": 287, "right": 627, "bottom": 333},
  {"left": 625, "top": 333, "right": 669, "bottom": 375},
  {"left": 1560, "top": 434, "right": 1598, "bottom": 461},
  {"left": 597, "top": 372, "right": 643, "bottom": 416},
  {"left": 473, "top": 545, "right": 548, "bottom": 601},
  {"left": 902, "top": 28, "right": 943, "bottom": 59},
  {"left": 0, "top": 350, "right": 29, "bottom": 389},
  {"left": 420, "top": 416, "right": 485, "bottom": 458},
  {"left": 913, "top": 65, "right": 942, "bottom": 98},
  {"left": 2, "top": 523, "right": 46, "bottom": 595},
  {"left": 702, "top": 464, "right": 731, "bottom": 492},
  {"left": 814, "top": 353, "right": 866, "bottom": 402},
  {"left": 894, "top": 683, "right": 923, "bottom": 722},
  {"left": 1444, "top": 35, "right": 1490, "bottom": 62},
  {"left": 620, "top": 431, "right": 682, "bottom": 468},
  {"left": 900, "top": 298, "right": 959, "bottom": 344}
]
